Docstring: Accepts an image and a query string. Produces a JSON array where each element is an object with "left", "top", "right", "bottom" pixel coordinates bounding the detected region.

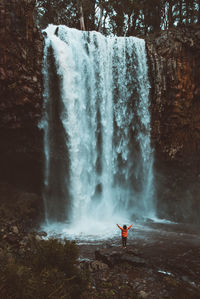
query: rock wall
[
  {"left": 146, "top": 26, "right": 200, "bottom": 223},
  {"left": 0, "top": 0, "right": 43, "bottom": 193},
  {"left": 147, "top": 26, "right": 200, "bottom": 160}
]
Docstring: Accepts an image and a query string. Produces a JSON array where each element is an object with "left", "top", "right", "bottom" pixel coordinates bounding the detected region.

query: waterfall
[{"left": 41, "top": 25, "right": 156, "bottom": 232}]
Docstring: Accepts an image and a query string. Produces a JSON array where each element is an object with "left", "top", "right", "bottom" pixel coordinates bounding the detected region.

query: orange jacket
[{"left": 117, "top": 224, "right": 133, "bottom": 237}]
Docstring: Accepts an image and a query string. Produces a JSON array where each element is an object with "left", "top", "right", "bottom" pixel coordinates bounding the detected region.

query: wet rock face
[
  {"left": 0, "top": 0, "right": 43, "bottom": 193},
  {"left": 146, "top": 27, "right": 200, "bottom": 224},
  {"left": 147, "top": 26, "right": 200, "bottom": 161},
  {"left": 0, "top": 0, "right": 43, "bottom": 128}
]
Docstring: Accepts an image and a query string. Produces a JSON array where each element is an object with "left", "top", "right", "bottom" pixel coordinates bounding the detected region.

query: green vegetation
[
  {"left": 35, "top": 0, "right": 200, "bottom": 35},
  {"left": 0, "top": 239, "right": 88, "bottom": 299},
  {"left": 0, "top": 193, "right": 43, "bottom": 229}
]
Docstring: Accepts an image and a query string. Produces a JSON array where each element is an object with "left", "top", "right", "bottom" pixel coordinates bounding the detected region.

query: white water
[{"left": 41, "top": 25, "right": 156, "bottom": 238}]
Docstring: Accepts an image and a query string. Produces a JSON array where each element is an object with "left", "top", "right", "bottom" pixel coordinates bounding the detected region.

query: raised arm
[
  {"left": 128, "top": 224, "right": 133, "bottom": 230},
  {"left": 117, "top": 224, "right": 123, "bottom": 230}
]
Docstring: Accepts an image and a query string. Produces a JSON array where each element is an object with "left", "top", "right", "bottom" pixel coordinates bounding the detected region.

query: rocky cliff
[
  {"left": 147, "top": 26, "right": 200, "bottom": 160},
  {"left": 0, "top": 0, "right": 43, "bottom": 193},
  {"left": 146, "top": 26, "right": 200, "bottom": 223}
]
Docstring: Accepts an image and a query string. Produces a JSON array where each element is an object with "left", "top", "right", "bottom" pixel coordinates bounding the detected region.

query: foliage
[
  {"left": 0, "top": 239, "right": 88, "bottom": 299},
  {"left": 35, "top": 0, "right": 200, "bottom": 35},
  {"left": 0, "top": 193, "right": 43, "bottom": 229},
  {"left": 35, "top": 0, "right": 79, "bottom": 29},
  {"left": 28, "top": 238, "right": 79, "bottom": 275}
]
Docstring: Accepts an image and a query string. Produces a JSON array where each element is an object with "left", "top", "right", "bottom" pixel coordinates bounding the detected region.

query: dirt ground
[{"left": 77, "top": 222, "right": 200, "bottom": 298}]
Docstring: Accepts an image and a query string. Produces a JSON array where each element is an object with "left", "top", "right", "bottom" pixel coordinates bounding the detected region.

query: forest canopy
[{"left": 35, "top": 0, "right": 200, "bottom": 36}]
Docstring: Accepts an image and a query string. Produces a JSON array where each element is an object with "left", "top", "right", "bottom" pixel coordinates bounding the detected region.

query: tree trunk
[
  {"left": 79, "top": 3, "right": 86, "bottom": 30},
  {"left": 97, "top": 4, "right": 103, "bottom": 32},
  {"left": 168, "top": 1, "right": 173, "bottom": 28},
  {"left": 185, "top": 0, "right": 189, "bottom": 24},
  {"left": 179, "top": 0, "right": 183, "bottom": 25},
  {"left": 103, "top": 11, "right": 108, "bottom": 31},
  {"left": 199, "top": 0, "right": 200, "bottom": 24}
]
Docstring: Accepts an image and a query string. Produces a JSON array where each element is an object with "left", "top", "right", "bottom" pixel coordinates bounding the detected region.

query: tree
[
  {"left": 79, "top": 1, "right": 86, "bottom": 30},
  {"left": 168, "top": 0, "right": 174, "bottom": 28},
  {"left": 35, "top": 0, "right": 200, "bottom": 34},
  {"left": 35, "top": 0, "right": 79, "bottom": 29},
  {"left": 199, "top": 0, "right": 200, "bottom": 23}
]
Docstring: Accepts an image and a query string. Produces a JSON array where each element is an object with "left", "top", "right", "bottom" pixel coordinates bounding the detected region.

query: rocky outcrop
[
  {"left": 147, "top": 26, "right": 200, "bottom": 161},
  {"left": 0, "top": 0, "right": 43, "bottom": 128},
  {"left": 146, "top": 26, "right": 200, "bottom": 223},
  {"left": 95, "top": 249, "right": 146, "bottom": 267},
  {"left": 78, "top": 243, "right": 200, "bottom": 299},
  {"left": 0, "top": 0, "right": 43, "bottom": 193}
]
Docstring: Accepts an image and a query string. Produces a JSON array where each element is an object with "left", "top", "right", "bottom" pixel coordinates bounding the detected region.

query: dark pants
[{"left": 122, "top": 237, "right": 127, "bottom": 247}]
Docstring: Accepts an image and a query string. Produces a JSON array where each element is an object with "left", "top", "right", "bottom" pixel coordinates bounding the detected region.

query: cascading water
[{"left": 41, "top": 25, "right": 156, "bottom": 237}]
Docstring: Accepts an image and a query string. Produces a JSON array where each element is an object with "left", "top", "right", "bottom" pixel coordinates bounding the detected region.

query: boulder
[
  {"left": 12, "top": 226, "right": 19, "bottom": 234},
  {"left": 35, "top": 235, "right": 42, "bottom": 242},
  {"left": 95, "top": 249, "right": 146, "bottom": 267},
  {"left": 88, "top": 260, "right": 109, "bottom": 272}
]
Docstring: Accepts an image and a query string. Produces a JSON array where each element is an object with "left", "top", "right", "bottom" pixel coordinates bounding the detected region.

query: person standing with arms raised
[{"left": 117, "top": 224, "right": 133, "bottom": 248}]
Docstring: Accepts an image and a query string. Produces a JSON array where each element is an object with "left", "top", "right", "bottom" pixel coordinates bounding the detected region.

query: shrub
[
  {"left": 29, "top": 238, "right": 78, "bottom": 274},
  {"left": 0, "top": 239, "right": 88, "bottom": 299}
]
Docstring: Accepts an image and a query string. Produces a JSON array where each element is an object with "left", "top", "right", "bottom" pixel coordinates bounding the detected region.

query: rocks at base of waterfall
[
  {"left": 12, "top": 226, "right": 19, "bottom": 234},
  {"left": 95, "top": 249, "right": 146, "bottom": 267},
  {"left": 88, "top": 260, "right": 109, "bottom": 272},
  {"left": 2, "top": 232, "right": 20, "bottom": 246},
  {"left": 1, "top": 230, "right": 37, "bottom": 250},
  {"left": 80, "top": 251, "right": 153, "bottom": 298},
  {"left": 79, "top": 259, "right": 109, "bottom": 273},
  {"left": 0, "top": 183, "right": 44, "bottom": 259},
  {"left": 37, "top": 231, "right": 47, "bottom": 237},
  {"left": 0, "top": 229, "right": 46, "bottom": 263},
  {"left": 35, "top": 235, "right": 42, "bottom": 242},
  {"left": 138, "top": 290, "right": 149, "bottom": 298}
]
